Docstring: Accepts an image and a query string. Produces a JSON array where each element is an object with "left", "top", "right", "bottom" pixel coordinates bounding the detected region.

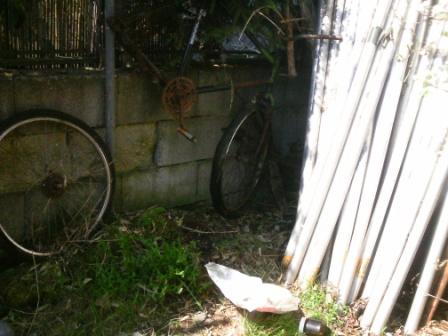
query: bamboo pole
[
  {"left": 360, "top": 2, "right": 439, "bottom": 300},
  {"left": 283, "top": 0, "right": 330, "bottom": 265},
  {"left": 296, "top": 0, "right": 405, "bottom": 289},
  {"left": 338, "top": 0, "right": 424, "bottom": 304},
  {"left": 285, "top": 1, "right": 297, "bottom": 77},
  {"left": 298, "top": 0, "right": 347, "bottom": 281},
  {"left": 360, "top": 31, "right": 448, "bottom": 327},
  {"left": 361, "top": 108, "right": 448, "bottom": 328},
  {"left": 370, "top": 41, "right": 448, "bottom": 323},
  {"left": 327, "top": 129, "right": 370, "bottom": 291},
  {"left": 404, "top": 190, "right": 448, "bottom": 334},
  {"left": 316, "top": 0, "right": 345, "bottom": 158},
  {"left": 285, "top": 0, "right": 387, "bottom": 285},
  {"left": 370, "top": 123, "right": 448, "bottom": 333}
]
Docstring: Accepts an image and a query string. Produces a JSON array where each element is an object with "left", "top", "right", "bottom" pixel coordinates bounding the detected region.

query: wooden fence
[
  {"left": 0, "top": 0, "right": 103, "bottom": 70},
  {"left": 0, "top": 0, "right": 184, "bottom": 71}
]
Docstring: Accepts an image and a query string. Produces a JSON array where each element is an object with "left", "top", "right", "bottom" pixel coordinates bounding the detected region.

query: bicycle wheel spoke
[
  {"left": 211, "top": 107, "right": 269, "bottom": 217},
  {"left": 0, "top": 111, "right": 113, "bottom": 255}
]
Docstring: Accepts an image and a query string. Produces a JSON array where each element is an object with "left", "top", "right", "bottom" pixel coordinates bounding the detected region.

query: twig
[
  {"left": 27, "top": 255, "right": 41, "bottom": 336},
  {"left": 66, "top": 238, "right": 119, "bottom": 243},
  {"left": 239, "top": 6, "right": 285, "bottom": 40},
  {"left": 180, "top": 225, "right": 238, "bottom": 235},
  {"left": 258, "top": 12, "right": 285, "bottom": 36},
  {"left": 285, "top": 1, "right": 297, "bottom": 77},
  {"left": 181, "top": 280, "right": 204, "bottom": 311},
  {"left": 426, "top": 293, "right": 448, "bottom": 305}
]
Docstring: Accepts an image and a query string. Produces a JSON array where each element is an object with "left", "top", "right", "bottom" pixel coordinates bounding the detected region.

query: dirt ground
[{"left": 0, "top": 204, "right": 447, "bottom": 335}]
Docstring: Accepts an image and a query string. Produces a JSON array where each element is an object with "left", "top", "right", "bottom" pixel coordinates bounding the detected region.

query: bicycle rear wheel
[
  {"left": 0, "top": 110, "right": 114, "bottom": 256},
  {"left": 210, "top": 107, "right": 269, "bottom": 218}
]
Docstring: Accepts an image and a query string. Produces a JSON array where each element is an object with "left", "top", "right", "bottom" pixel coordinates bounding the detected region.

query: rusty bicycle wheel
[
  {"left": 0, "top": 109, "right": 114, "bottom": 256},
  {"left": 210, "top": 104, "right": 269, "bottom": 218}
]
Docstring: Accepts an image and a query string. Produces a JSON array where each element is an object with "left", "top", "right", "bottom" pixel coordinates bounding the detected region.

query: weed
[
  {"left": 242, "top": 284, "right": 347, "bottom": 336},
  {"left": 90, "top": 237, "right": 202, "bottom": 302},
  {"left": 244, "top": 312, "right": 302, "bottom": 336},
  {"left": 84, "top": 207, "right": 205, "bottom": 303},
  {"left": 2, "top": 207, "right": 209, "bottom": 335},
  {"left": 299, "top": 284, "right": 348, "bottom": 330}
]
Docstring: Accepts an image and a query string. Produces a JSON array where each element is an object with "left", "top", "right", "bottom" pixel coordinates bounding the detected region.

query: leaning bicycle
[
  {"left": 209, "top": 1, "right": 307, "bottom": 218},
  {"left": 210, "top": 92, "right": 275, "bottom": 218}
]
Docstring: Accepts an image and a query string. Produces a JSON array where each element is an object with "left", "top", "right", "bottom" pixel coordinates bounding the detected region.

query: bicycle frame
[
  {"left": 108, "top": 4, "right": 207, "bottom": 88},
  {"left": 108, "top": 3, "right": 274, "bottom": 142}
]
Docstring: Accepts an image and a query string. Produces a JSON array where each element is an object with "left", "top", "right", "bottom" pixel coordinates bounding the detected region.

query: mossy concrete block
[
  {"left": 0, "top": 78, "right": 14, "bottom": 120},
  {"left": 115, "top": 123, "right": 157, "bottom": 173},
  {"left": 155, "top": 116, "right": 229, "bottom": 167},
  {"left": 13, "top": 74, "right": 104, "bottom": 127},
  {"left": 116, "top": 73, "right": 167, "bottom": 125},
  {"left": 195, "top": 69, "right": 233, "bottom": 117},
  {"left": 111, "top": 174, "right": 123, "bottom": 213},
  {"left": 197, "top": 160, "right": 212, "bottom": 202},
  {"left": 121, "top": 170, "right": 155, "bottom": 212},
  {"left": 121, "top": 162, "right": 197, "bottom": 211}
]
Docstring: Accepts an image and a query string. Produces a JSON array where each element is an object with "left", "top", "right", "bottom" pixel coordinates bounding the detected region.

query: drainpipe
[{"left": 105, "top": 0, "right": 116, "bottom": 156}]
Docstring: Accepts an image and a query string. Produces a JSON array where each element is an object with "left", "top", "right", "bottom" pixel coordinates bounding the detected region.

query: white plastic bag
[{"left": 205, "top": 262, "right": 299, "bottom": 313}]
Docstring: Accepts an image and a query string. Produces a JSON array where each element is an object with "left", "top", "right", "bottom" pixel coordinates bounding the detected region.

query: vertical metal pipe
[{"left": 105, "top": 0, "right": 116, "bottom": 156}]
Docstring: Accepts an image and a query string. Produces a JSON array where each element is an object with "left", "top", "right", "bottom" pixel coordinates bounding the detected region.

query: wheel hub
[{"left": 41, "top": 172, "right": 67, "bottom": 198}]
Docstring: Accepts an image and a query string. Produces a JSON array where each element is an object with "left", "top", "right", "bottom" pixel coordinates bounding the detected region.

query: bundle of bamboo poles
[{"left": 283, "top": 0, "right": 448, "bottom": 334}]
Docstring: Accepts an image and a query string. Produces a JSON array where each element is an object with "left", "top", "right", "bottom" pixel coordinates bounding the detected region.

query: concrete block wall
[{"left": 0, "top": 66, "right": 264, "bottom": 212}]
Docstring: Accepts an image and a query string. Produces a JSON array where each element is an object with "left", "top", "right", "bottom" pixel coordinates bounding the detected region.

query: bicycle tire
[
  {"left": 210, "top": 107, "right": 269, "bottom": 218},
  {"left": 0, "top": 109, "right": 115, "bottom": 256}
]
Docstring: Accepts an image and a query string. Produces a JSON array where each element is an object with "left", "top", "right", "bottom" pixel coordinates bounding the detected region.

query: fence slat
[{"left": 1, "top": 0, "right": 188, "bottom": 71}]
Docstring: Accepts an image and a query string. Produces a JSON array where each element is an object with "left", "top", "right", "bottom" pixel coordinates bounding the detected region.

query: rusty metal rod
[
  {"left": 295, "top": 34, "right": 343, "bottom": 41},
  {"left": 197, "top": 79, "right": 272, "bottom": 94},
  {"left": 425, "top": 260, "right": 448, "bottom": 323}
]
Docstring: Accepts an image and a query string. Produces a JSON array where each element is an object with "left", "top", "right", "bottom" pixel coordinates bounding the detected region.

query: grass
[
  {"left": 1, "top": 207, "right": 352, "bottom": 335},
  {"left": 83, "top": 207, "right": 207, "bottom": 313},
  {"left": 299, "top": 283, "right": 349, "bottom": 330},
  {"left": 244, "top": 312, "right": 302, "bottom": 336},
  {"left": 243, "top": 283, "right": 349, "bottom": 336},
  {"left": 1, "top": 207, "right": 209, "bottom": 335}
]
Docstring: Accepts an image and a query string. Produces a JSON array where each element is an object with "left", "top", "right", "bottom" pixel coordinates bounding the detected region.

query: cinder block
[
  {"left": 196, "top": 69, "right": 233, "bottom": 117},
  {"left": 0, "top": 78, "right": 15, "bottom": 120},
  {"left": 116, "top": 73, "right": 167, "bottom": 125},
  {"left": 197, "top": 160, "right": 212, "bottom": 201},
  {"left": 115, "top": 123, "right": 157, "bottom": 173},
  {"left": 153, "top": 163, "right": 197, "bottom": 206},
  {"left": 121, "top": 162, "right": 197, "bottom": 211},
  {"left": 111, "top": 174, "right": 123, "bottom": 212},
  {"left": 14, "top": 74, "right": 104, "bottom": 127},
  {"left": 120, "top": 170, "right": 155, "bottom": 212},
  {"left": 155, "top": 116, "right": 230, "bottom": 167}
]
